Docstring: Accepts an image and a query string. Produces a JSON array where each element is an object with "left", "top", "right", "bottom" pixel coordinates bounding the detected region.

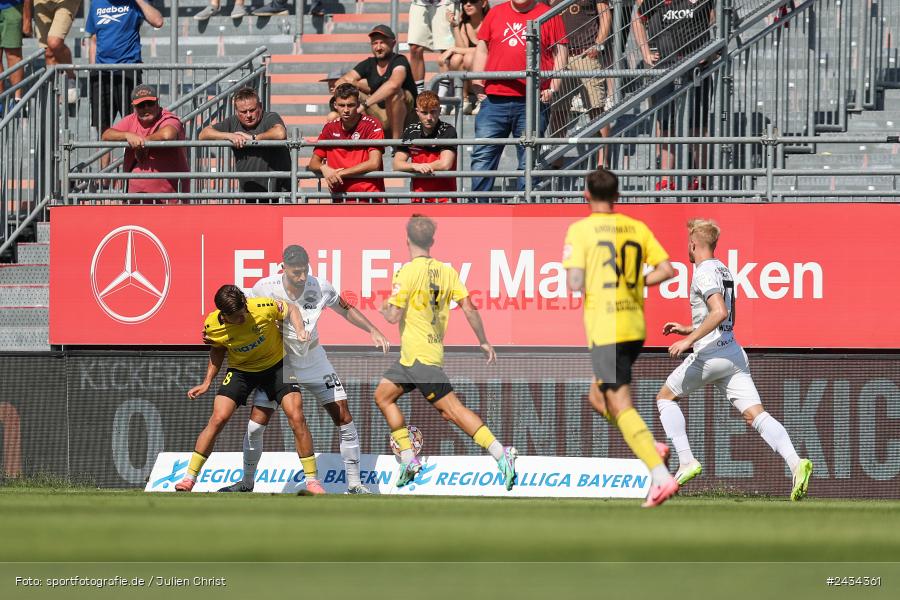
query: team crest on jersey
[{"left": 351, "top": 132, "right": 361, "bottom": 140}]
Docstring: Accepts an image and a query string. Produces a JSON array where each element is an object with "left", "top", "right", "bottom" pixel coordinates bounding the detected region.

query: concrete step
[
  {"left": 37, "top": 222, "right": 49, "bottom": 243},
  {"left": 16, "top": 243, "right": 49, "bottom": 264},
  {"left": 0, "top": 265, "right": 49, "bottom": 284},
  {"left": 0, "top": 307, "right": 49, "bottom": 327},
  {"left": 0, "top": 286, "right": 49, "bottom": 305},
  {"left": 0, "top": 327, "right": 50, "bottom": 351}
]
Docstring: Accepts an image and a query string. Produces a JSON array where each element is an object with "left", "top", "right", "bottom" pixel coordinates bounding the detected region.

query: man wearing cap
[
  {"left": 322, "top": 67, "right": 344, "bottom": 121},
  {"left": 101, "top": 84, "right": 189, "bottom": 200},
  {"left": 335, "top": 25, "right": 417, "bottom": 140},
  {"left": 199, "top": 86, "right": 291, "bottom": 202},
  {"left": 86, "top": 0, "right": 164, "bottom": 171}
]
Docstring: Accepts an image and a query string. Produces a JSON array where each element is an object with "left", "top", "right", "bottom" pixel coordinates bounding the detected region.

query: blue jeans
[{"left": 470, "top": 95, "right": 548, "bottom": 201}]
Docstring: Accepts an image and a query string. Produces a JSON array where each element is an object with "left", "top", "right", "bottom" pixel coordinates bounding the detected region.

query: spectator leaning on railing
[
  {"left": 469, "top": 0, "right": 567, "bottom": 197},
  {"left": 100, "top": 84, "right": 189, "bottom": 200},
  {"left": 28, "top": 0, "right": 79, "bottom": 98},
  {"left": 336, "top": 25, "right": 418, "bottom": 141},
  {"left": 86, "top": 0, "right": 163, "bottom": 173},
  {"left": 394, "top": 91, "right": 457, "bottom": 203},
  {"left": 0, "top": 0, "right": 31, "bottom": 108},
  {"left": 308, "top": 83, "right": 386, "bottom": 203},
  {"left": 199, "top": 87, "right": 291, "bottom": 203}
]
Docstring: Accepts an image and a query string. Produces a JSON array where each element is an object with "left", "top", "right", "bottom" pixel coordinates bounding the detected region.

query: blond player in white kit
[
  {"left": 655, "top": 219, "right": 814, "bottom": 501},
  {"left": 220, "top": 245, "right": 390, "bottom": 494}
]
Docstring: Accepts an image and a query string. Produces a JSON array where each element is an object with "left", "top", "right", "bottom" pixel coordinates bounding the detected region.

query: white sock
[
  {"left": 339, "top": 421, "right": 362, "bottom": 488},
  {"left": 657, "top": 399, "right": 695, "bottom": 467},
  {"left": 243, "top": 420, "right": 266, "bottom": 487},
  {"left": 415, "top": 80, "right": 424, "bottom": 94},
  {"left": 752, "top": 411, "right": 801, "bottom": 474},
  {"left": 650, "top": 464, "right": 672, "bottom": 486},
  {"left": 400, "top": 448, "right": 415, "bottom": 463},
  {"left": 487, "top": 440, "right": 504, "bottom": 461},
  {"left": 437, "top": 80, "right": 452, "bottom": 98}
]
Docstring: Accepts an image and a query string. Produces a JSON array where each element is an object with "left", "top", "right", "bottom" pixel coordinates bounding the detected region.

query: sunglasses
[{"left": 461, "top": 0, "right": 480, "bottom": 5}]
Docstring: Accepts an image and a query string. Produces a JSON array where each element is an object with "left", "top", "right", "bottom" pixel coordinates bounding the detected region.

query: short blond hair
[{"left": 687, "top": 218, "right": 720, "bottom": 249}]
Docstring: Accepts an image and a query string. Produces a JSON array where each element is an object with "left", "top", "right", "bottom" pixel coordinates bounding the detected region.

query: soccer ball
[{"left": 388, "top": 425, "right": 424, "bottom": 457}]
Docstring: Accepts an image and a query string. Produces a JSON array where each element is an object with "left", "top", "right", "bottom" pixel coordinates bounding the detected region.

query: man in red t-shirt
[
  {"left": 469, "top": 0, "right": 568, "bottom": 198},
  {"left": 393, "top": 91, "right": 457, "bottom": 203},
  {"left": 101, "top": 84, "right": 188, "bottom": 200},
  {"left": 309, "top": 83, "right": 386, "bottom": 203}
]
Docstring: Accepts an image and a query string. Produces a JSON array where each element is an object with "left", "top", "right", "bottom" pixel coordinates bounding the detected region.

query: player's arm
[
  {"left": 667, "top": 293, "right": 728, "bottom": 358},
  {"left": 380, "top": 301, "right": 403, "bottom": 324},
  {"left": 458, "top": 296, "right": 496, "bottom": 365},
  {"left": 333, "top": 296, "right": 390, "bottom": 353},
  {"left": 644, "top": 259, "right": 675, "bottom": 287},
  {"left": 285, "top": 303, "right": 309, "bottom": 342},
  {"left": 188, "top": 344, "right": 226, "bottom": 399},
  {"left": 136, "top": 0, "right": 164, "bottom": 28},
  {"left": 566, "top": 268, "right": 585, "bottom": 293}
]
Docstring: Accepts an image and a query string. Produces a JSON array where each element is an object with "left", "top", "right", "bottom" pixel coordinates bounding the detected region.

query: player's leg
[
  {"left": 375, "top": 375, "right": 421, "bottom": 487},
  {"left": 176, "top": 394, "right": 241, "bottom": 491},
  {"left": 219, "top": 393, "right": 275, "bottom": 492},
  {"left": 268, "top": 361, "right": 323, "bottom": 494},
  {"left": 657, "top": 353, "right": 706, "bottom": 485},
  {"left": 724, "top": 351, "right": 812, "bottom": 500}
]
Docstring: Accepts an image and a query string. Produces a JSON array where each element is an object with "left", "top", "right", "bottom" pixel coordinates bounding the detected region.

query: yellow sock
[
  {"left": 472, "top": 425, "right": 497, "bottom": 450},
  {"left": 300, "top": 455, "right": 318, "bottom": 480},
  {"left": 187, "top": 451, "right": 208, "bottom": 479},
  {"left": 615, "top": 408, "right": 662, "bottom": 470},
  {"left": 390, "top": 427, "right": 413, "bottom": 453}
]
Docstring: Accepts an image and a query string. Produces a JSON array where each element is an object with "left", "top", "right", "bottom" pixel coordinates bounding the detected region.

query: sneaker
[
  {"left": 218, "top": 481, "right": 253, "bottom": 492},
  {"left": 174, "top": 478, "right": 195, "bottom": 492},
  {"left": 655, "top": 441, "right": 671, "bottom": 469},
  {"left": 230, "top": 4, "right": 250, "bottom": 18},
  {"left": 345, "top": 484, "right": 372, "bottom": 495},
  {"left": 462, "top": 98, "right": 476, "bottom": 115},
  {"left": 791, "top": 458, "right": 813, "bottom": 501},
  {"left": 252, "top": 1, "right": 289, "bottom": 16},
  {"left": 396, "top": 457, "right": 422, "bottom": 488},
  {"left": 66, "top": 86, "right": 77, "bottom": 105},
  {"left": 306, "top": 478, "right": 327, "bottom": 495},
  {"left": 193, "top": 4, "right": 221, "bottom": 20},
  {"left": 497, "top": 446, "right": 518, "bottom": 491},
  {"left": 675, "top": 460, "right": 703, "bottom": 486},
  {"left": 641, "top": 475, "right": 679, "bottom": 508},
  {"left": 655, "top": 178, "right": 676, "bottom": 191},
  {"left": 471, "top": 98, "right": 482, "bottom": 115}
]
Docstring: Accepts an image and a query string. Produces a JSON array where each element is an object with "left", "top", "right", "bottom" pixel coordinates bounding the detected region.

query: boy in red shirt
[
  {"left": 393, "top": 91, "right": 457, "bottom": 203},
  {"left": 309, "top": 83, "right": 386, "bottom": 203}
]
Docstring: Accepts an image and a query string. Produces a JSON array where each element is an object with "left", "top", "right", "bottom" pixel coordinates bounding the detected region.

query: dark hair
[
  {"left": 461, "top": 0, "right": 489, "bottom": 25},
  {"left": 232, "top": 87, "right": 260, "bottom": 105},
  {"left": 214, "top": 285, "right": 247, "bottom": 315},
  {"left": 333, "top": 83, "right": 361, "bottom": 101},
  {"left": 407, "top": 214, "right": 436, "bottom": 249},
  {"left": 586, "top": 168, "right": 619, "bottom": 202},
  {"left": 283, "top": 244, "right": 309, "bottom": 266}
]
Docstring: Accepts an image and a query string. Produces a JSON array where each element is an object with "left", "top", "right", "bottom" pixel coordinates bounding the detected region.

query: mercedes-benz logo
[{"left": 90, "top": 225, "right": 171, "bottom": 324}]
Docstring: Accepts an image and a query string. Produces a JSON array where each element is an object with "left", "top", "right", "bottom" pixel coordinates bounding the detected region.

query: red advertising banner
[{"left": 50, "top": 204, "right": 898, "bottom": 348}]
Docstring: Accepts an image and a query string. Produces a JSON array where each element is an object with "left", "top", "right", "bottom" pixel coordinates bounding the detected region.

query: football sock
[
  {"left": 752, "top": 411, "right": 801, "bottom": 474},
  {"left": 339, "top": 421, "right": 362, "bottom": 488},
  {"left": 616, "top": 408, "right": 663, "bottom": 470},
  {"left": 437, "top": 80, "right": 452, "bottom": 98},
  {"left": 473, "top": 425, "right": 504, "bottom": 461},
  {"left": 242, "top": 420, "right": 266, "bottom": 487},
  {"left": 186, "top": 451, "right": 208, "bottom": 481},
  {"left": 415, "top": 80, "right": 425, "bottom": 94},
  {"left": 391, "top": 427, "right": 415, "bottom": 463},
  {"left": 650, "top": 464, "right": 673, "bottom": 487},
  {"left": 300, "top": 455, "right": 318, "bottom": 481},
  {"left": 657, "top": 399, "right": 695, "bottom": 466}
]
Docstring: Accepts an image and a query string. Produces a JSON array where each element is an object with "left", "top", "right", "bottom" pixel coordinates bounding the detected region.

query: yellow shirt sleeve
[
  {"left": 562, "top": 222, "right": 586, "bottom": 270},
  {"left": 450, "top": 267, "right": 469, "bottom": 302},
  {"left": 643, "top": 226, "right": 670, "bottom": 267},
  {"left": 388, "top": 266, "right": 409, "bottom": 308}
]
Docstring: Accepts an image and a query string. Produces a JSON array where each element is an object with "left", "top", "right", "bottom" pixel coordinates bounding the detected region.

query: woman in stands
[{"left": 440, "top": 0, "right": 489, "bottom": 114}]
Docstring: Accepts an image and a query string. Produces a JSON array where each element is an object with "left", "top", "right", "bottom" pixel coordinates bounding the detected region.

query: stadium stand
[{"left": 0, "top": 0, "right": 899, "bottom": 349}]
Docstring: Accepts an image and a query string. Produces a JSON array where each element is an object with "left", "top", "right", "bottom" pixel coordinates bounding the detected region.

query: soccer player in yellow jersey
[
  {"left": 563, "top": 168, "right": 680, "bottom": 508},
  {"left": 175, "top": 284, "right": 324, "bottom": 494},
  {"left": 375, "top": 214, "right": 518, "bottom": 489}
]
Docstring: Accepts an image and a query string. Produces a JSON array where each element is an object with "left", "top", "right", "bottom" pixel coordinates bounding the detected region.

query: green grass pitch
[{"left": 2, "top": 487, "right": 898, "bottom": 600}]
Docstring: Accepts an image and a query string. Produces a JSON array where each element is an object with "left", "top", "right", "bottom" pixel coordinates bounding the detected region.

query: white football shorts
[
  {"left": 252, "top": 345, "right": 348, "bottom": 409},
  {"left": 664, "top": 346, "right": 762, "bottom": 413}
]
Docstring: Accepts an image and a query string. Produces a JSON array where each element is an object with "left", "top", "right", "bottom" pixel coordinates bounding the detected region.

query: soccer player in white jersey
[
  {"left": 220, "top": 244, "right": 390, "bottom": 494},
  {"left": 656, "top": 219, "right": 813, "bottom": 501}
]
